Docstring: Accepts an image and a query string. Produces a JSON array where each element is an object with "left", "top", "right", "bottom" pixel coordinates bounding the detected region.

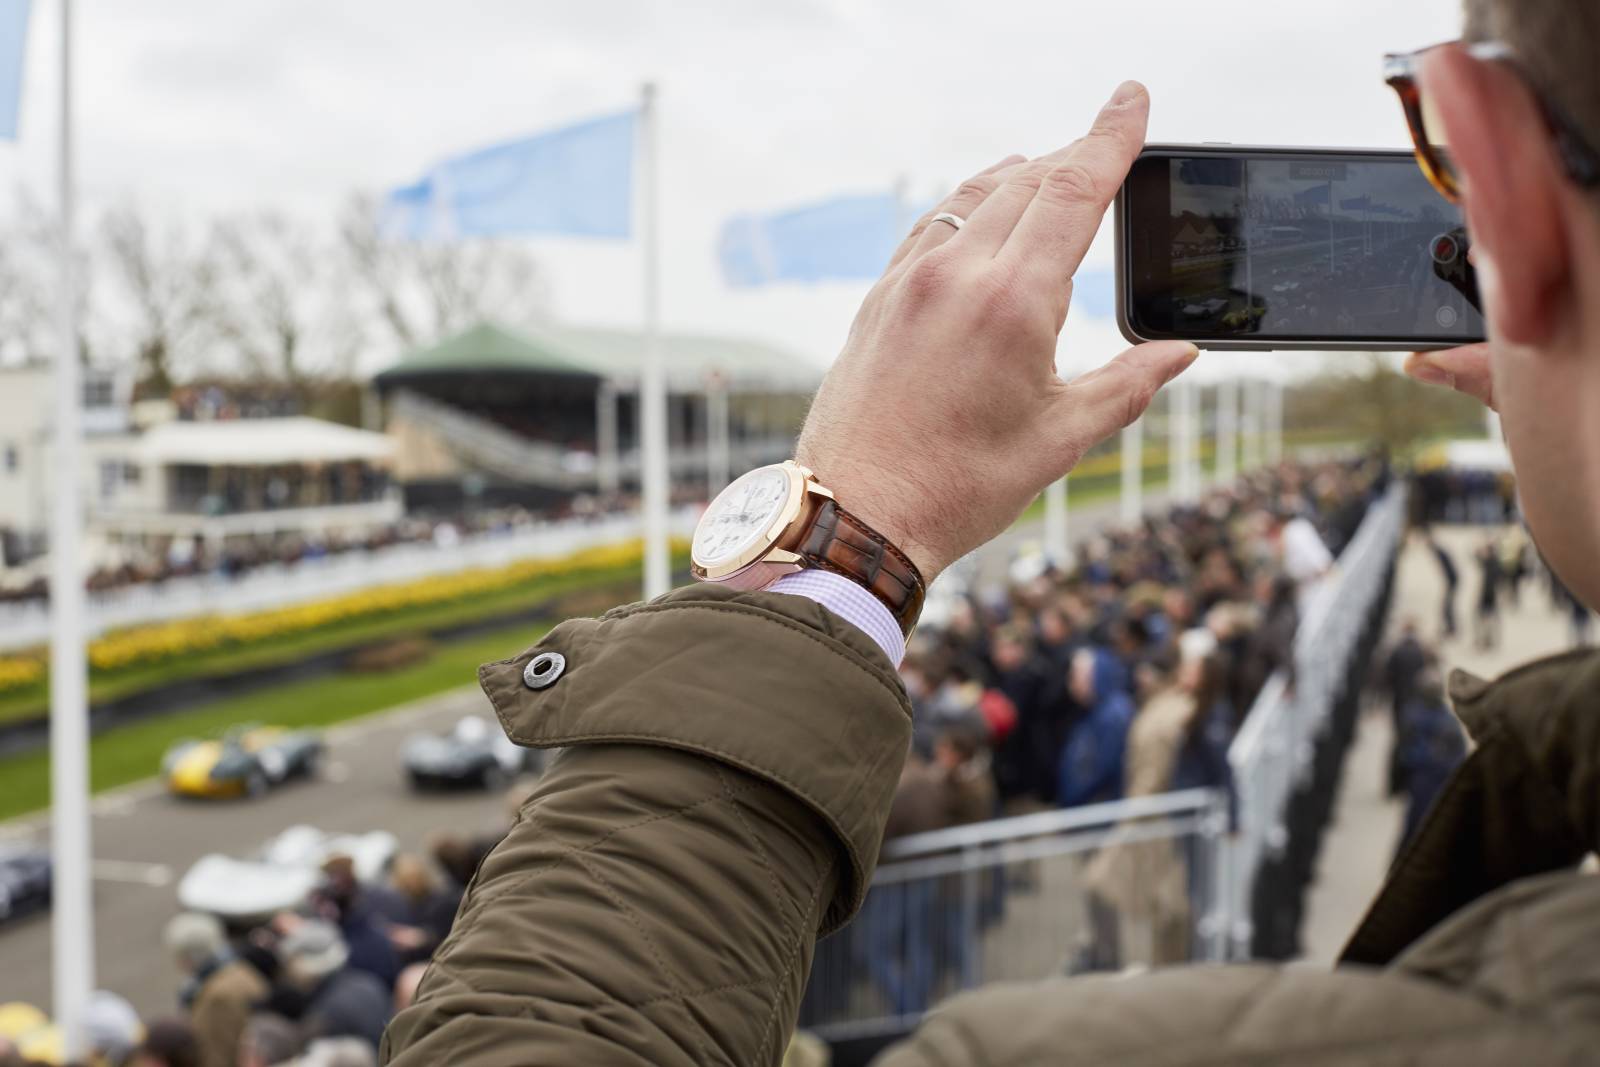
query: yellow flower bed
[
  {"left": 0, "top": 656, "right": 44, "bottom": 692},
  {"left": 0, "top": 537, "right": 675, "bottom": 693}
]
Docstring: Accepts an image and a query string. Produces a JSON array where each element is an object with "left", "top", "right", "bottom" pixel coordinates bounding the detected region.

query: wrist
[{"left": 795, "top": 455, "right": 947, "bottom": 583}]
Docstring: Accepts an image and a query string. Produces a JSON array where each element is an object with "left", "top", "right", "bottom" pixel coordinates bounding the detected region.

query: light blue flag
[
  {"left": 719, "top": 192, "right": 912, "bottom": 287},
  {"left": 385, "top": 109, "right": 636, "bottom": 240},
  {"left": 0, "top": 0, "right": 31, "bottom": 141}
]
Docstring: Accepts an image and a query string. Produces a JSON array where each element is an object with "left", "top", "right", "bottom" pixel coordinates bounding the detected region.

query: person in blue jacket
[
  {"left": 1057, "top": 647, "right": 1136, "bottom": 808},
  {"left": 1395, "top": 667, "right": 1469, "bottom": 853}
]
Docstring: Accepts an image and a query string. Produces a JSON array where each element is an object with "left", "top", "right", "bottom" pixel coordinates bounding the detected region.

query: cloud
[{"left": 0, "top": 0, "right": 1468, "bottom": 373}]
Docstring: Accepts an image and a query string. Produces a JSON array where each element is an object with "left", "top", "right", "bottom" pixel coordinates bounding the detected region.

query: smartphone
[{"left": 1115, "top": 144, "right": 1486, "bottom": 351}]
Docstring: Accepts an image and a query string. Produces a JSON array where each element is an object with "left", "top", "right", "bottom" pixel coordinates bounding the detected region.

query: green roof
[
  {"left": 378, "top": 322, "right": 596, "bottom": 379},
  {"left": 378, "top": 320, "right": 821, "bottom": 392}
]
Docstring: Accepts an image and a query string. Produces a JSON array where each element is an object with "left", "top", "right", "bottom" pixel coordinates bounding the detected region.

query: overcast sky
[{"left": 0, "top": 0, "right": 1468, "bottom": 379}]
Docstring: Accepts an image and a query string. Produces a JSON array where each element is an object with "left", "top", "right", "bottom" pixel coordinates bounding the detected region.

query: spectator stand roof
[
  {"left": 139, "top": 416, "right": 396, "bottom": 466},
  {"left": 374, "top": 320, "right": 822, "bottom": 394}
]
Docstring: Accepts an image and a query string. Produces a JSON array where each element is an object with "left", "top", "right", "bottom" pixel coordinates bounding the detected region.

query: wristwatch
[{"left": 690, "top": 460, "right": 926, "bottom": 636}]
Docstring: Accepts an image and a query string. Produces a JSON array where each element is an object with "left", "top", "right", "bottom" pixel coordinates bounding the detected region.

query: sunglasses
[{"left": 1384, "top": 40, "right": 1600, "bottom": 203}]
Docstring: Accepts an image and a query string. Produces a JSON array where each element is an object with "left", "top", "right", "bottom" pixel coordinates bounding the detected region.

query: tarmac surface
[
  {"left": 0, "top": 683, "right": 516, "bottom": 1016},
  {"left": 1301, "top": 523, "right": 1592, "bottom": 963}
]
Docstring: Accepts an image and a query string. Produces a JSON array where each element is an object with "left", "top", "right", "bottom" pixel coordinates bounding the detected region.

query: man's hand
[{"left": 795, "top": 81, "right": 1197, "bottom": 583}]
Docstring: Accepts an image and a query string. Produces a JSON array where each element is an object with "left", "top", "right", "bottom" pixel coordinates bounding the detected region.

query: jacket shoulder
[{"left": 873, "top": 963, "right": 1600, "bottom": 1066}]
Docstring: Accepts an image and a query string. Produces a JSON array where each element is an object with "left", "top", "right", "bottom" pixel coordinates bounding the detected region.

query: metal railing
[
  {"left": 800, "top": 788, "right": 1230, "bottom": 1044},
  {"left": 1224, "top": 483, "right": 1408, "bottom": 958},
  {"left": 0, "top": 508, "right": 700, "bottom": 651}
]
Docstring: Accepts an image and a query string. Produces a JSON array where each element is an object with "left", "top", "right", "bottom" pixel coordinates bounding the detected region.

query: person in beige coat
[
  {"left": 163, "top": 913, "right": 268, "bottom": 1067},
  {"left": 1083, "top": 631, "right": 1219, "bottom": 968}
]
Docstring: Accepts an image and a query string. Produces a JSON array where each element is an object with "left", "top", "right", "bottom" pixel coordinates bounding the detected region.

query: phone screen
[{"left": 1121, "top": 148, "right": 1485, "bottom": 347}]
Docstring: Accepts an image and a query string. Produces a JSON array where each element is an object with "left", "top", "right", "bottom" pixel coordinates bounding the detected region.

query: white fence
[
  {"left": 0, "top": 507, "right": 700, "bottom": 651},
  {"left": 1223, "top": 483, "right": 1408, "bottom": 958}
]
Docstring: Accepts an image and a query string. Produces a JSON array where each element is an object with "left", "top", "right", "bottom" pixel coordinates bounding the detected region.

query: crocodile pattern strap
[{"left": 797, "top": 499, "right": 925, "bottom": 636}]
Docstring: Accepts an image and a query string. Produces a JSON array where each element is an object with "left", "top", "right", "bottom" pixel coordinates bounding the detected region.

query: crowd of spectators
[
  {"left": 892, "top": 455, "right": 1384, "bottom": 835},
  {"left": 0, "top": 826, "right": 507, "bottom": 1067},
  {"left": 802, "top": 455, "right": 1390, "bottom": 1018}
]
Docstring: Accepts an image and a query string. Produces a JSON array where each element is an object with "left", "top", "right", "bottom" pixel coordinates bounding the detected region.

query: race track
[{"left": 0, "top": 683, "right": 513, "bottom": 1017}]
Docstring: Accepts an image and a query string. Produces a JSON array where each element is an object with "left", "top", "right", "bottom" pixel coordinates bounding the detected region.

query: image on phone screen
[{"left": 1121, "top": 149, "right": 1486, "bottom": 348}]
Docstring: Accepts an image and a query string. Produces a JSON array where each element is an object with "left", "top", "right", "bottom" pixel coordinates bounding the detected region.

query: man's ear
[{"left": 1419, "top": 46, "right": 1572, "bottom": 346}]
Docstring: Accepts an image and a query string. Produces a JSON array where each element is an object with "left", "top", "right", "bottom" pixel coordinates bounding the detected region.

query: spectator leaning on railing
[{"left": 383, "top": 0, "right": 1600, "bottom": 1061}]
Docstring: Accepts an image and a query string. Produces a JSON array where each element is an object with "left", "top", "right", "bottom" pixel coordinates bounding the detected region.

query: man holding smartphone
[{"left": 383, "top": 0, "right": 1600, "bottom": 1063}]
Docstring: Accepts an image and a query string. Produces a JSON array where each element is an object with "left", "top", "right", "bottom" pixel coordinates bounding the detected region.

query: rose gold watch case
[{"left": 690, "top": 460, "right": 834, "bottom": 589}]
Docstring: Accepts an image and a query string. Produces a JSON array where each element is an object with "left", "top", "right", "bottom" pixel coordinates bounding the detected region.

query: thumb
[
  {"left": 1053, "top": 340, "right": 1199, "bottom": 460},
  {"left": 1404, "top": 346, "right": 1495, "bottom": 410}
]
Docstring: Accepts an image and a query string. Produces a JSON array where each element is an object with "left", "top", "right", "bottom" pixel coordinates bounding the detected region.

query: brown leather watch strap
[{"left": 797, "top": 499, "right": 926, "bottom": 636}]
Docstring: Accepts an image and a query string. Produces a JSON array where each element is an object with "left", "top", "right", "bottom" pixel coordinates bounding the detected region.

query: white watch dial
[{"left": 693, "top": 465, "right": 792, "bottom": 567}]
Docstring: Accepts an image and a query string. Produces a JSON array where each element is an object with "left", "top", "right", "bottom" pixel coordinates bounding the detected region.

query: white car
[{"left": 176, "top": 825, "right": 398, "bottom": 925}]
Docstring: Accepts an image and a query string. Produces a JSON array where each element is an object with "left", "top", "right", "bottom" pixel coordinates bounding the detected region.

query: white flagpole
[
  {"left": 1171, "top": 379, "right": 1195, "bottom": 503},
  {"left": 50, "top": 0, "right": 94, "bottom": 1056},
  {"left": 1120, "top": 416, "right": 1143, "bottom": 526},
  {"left": 1265, "top": 379, "right": 1284, "bottom": 466},
  {"left": 1215, "top": 376, "right": 1238, "bottom": 487},
  {"left": 1185, "top": 378, "right": 1203, "bottom": 500},
  {"left": 1240, "top": 378, "right": 1262, "bottom": 472},
  {"left": 705, "top": 373, "right": 730, "bottom": 496},
  {"left": 1043, "top": 478, "right": 1068, "bottom": 567},
  {"left": 639, "top": 82, "right": 669, "bottom": 599}
]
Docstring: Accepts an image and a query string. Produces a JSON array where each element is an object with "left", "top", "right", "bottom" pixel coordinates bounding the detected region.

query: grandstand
[{"left": 373, "top": 321, "right": 822, "bottom": 512}]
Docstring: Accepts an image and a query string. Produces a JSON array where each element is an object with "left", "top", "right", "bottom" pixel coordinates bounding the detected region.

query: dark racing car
[
  {"left": 401, "top": 715, "right": 536, "bottom": 791},
  {"left": 0, "top": 844, "right": 51, "bottom": 924}
]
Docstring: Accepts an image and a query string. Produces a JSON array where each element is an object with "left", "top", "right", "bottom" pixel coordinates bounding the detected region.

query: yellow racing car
[{"left": 162, "top": 726, "right": 324, "bottom": 799}]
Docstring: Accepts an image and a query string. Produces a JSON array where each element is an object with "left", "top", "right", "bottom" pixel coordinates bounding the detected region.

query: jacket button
[{"left": 523, "top": 652, "right": 566, "bottom": 690}]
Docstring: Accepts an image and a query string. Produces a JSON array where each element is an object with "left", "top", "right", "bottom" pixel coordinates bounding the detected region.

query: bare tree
[
  {"left": 338, "top": 193, "right": 549, "bottom": 351},
  {"left": 0, "top": 223, "right": 49, "bottom": 365},
  {"left": 208, "top": 211, "right": 363, "bottom": 385},
  {"left": 99, "top": 204, "right": 216, "bottom": 394}
]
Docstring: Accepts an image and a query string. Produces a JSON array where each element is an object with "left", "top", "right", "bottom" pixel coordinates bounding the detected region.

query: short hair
[
  {"left": 163, "top": 911, "right": 226, "bottom": 971},
  {"left": 1464, "top": 0, "right": 1600, "bottom": 166},
  {"left": 278, "top": 919, "right": 349, "bottom": 983}
]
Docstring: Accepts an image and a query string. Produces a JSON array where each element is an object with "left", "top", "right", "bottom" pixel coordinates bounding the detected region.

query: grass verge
[{"left": 0, "top": 555, "right": 675, "bottom": 728}]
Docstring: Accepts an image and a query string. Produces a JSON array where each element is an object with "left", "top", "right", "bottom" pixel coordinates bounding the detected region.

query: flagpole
[
  {"left": 1215, "top": 376, "right": 1237, "bottom": 488},
  {"left": 1241, "top": 378, "right": 1262, "bottom": 472},
  {"left": 1187, "top": 377, "right": 1204, "bottom": 499},
  {"left": 1043, "top": 477, "right": 1068, "bottom": 568},
  {"left": 1171, "top": 379, "right": 1194, "bottom": 504},
  {"left": 50, "top": 0, "right": 94, "bottom": 1056},
  {"left": 639, "top": 82, "right": 669, "bottom": 599},
  {"left": 1120, "top": 416, "right": 1143, "bottom": 526},
  {"left": 1266, "top": 379, "right": 1284, "bottom": 466}
]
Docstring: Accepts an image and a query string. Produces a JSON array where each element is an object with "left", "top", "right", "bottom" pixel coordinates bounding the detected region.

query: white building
[{"left": 0, "top": 363, "right": 400, "bottom": 569}]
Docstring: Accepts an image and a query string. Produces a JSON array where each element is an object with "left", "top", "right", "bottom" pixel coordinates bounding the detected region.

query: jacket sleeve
[{"left": 380, "top": 584, "right": 913, "bottom": 1067}]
